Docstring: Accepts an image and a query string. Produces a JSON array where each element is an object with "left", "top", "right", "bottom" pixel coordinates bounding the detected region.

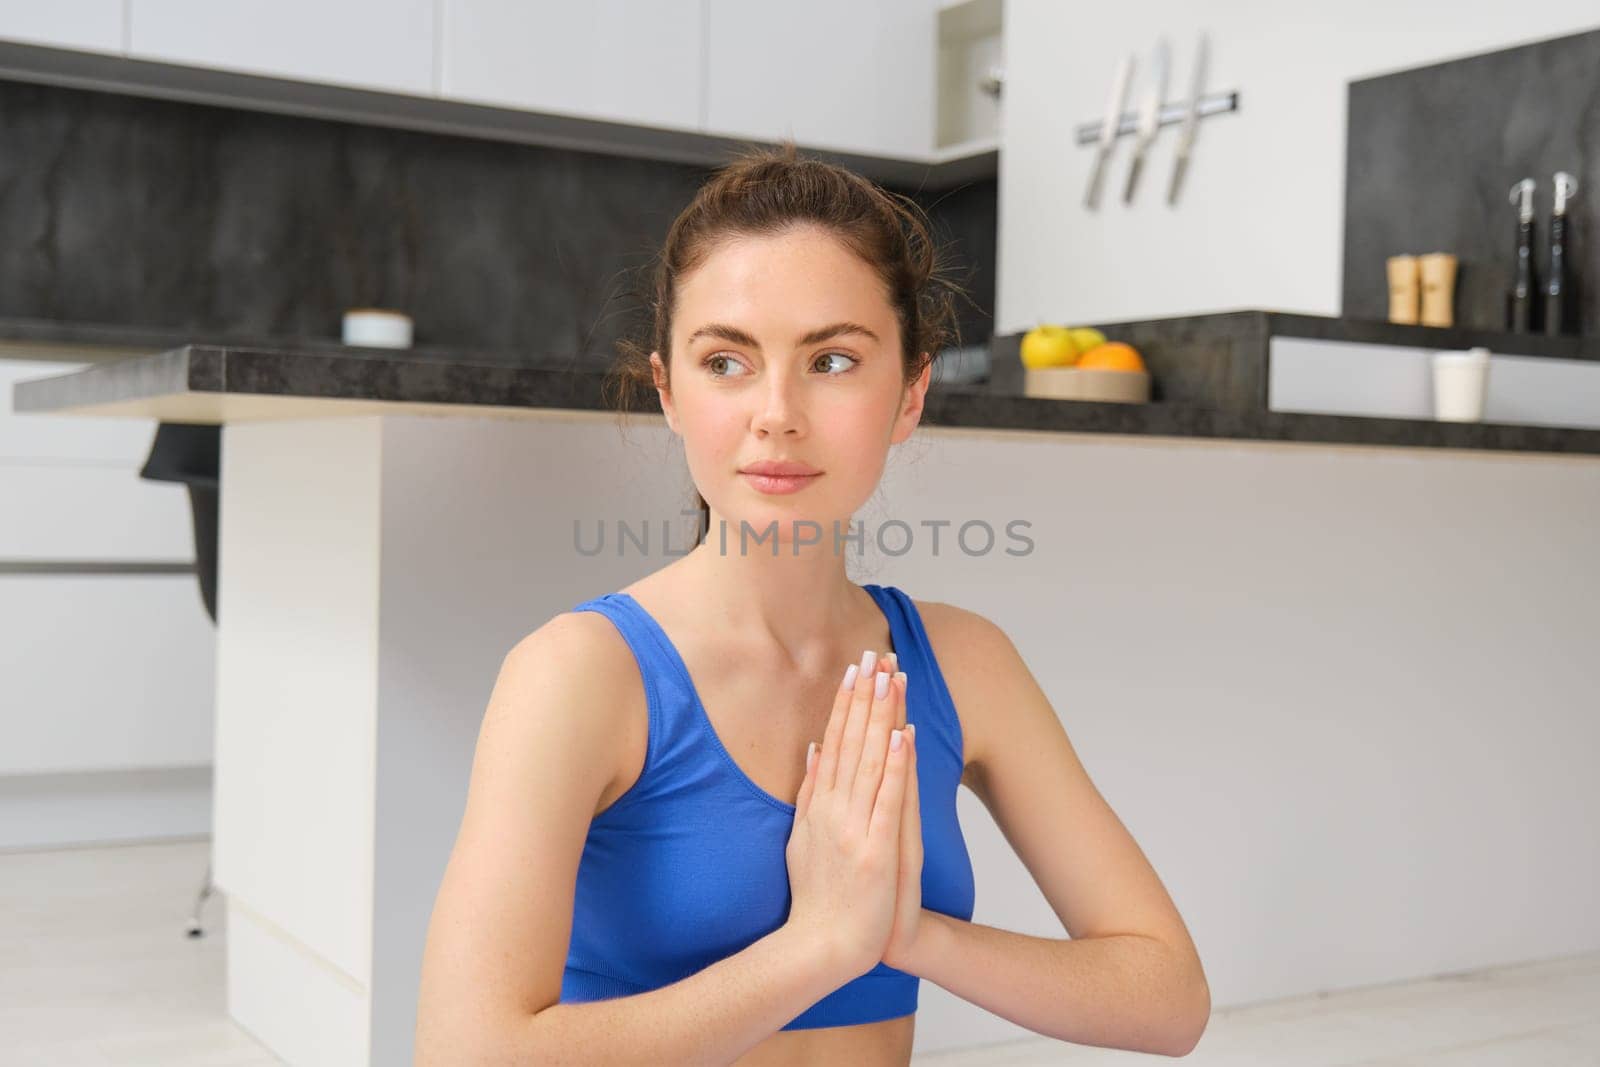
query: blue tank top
[{"left": 560, "top": 582, "right": 975, "bottom": 1030}]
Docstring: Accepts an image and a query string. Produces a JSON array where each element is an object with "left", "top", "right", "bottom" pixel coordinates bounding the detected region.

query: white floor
[
  {"left": 920, "top": 957, "right": 1600, "bottom": 1066},
  {"left": 1, "top": 840, "right": 1596, "bottom": 1066}
]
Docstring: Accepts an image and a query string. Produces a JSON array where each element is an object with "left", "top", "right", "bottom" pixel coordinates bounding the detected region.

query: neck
[{"left": 680, "top": 510, "right": 869, "bottom": 670}]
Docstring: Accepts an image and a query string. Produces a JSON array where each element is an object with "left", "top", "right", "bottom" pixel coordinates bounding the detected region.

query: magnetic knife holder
[{"left": 1072, "top": 90, "right": 1240, "bottom": 146}]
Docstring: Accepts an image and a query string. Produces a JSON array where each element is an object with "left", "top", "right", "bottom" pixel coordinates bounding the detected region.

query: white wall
[{"left": 997, "top": 1, "right": 1600, "bottom": 329}]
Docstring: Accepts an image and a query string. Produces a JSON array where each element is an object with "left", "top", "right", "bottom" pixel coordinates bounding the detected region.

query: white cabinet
[
  {"left": 8, "top": 0, "right": 980, "bottom": 170},
  {"left": 128, "top": 0, "right": 436, "bottom": 96},
  {"left": 441, "top": 0, "right": 704, "bottom": 132},
  {"left": 704, "top": 0, "right": 938, "bottom": 158},
  {"left": 0, "top": 2, "right": 124, "bottom": 56}
]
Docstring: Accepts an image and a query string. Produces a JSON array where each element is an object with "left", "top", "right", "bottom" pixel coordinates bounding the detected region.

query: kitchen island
[{"left": 13, "top": 332, "right": 1600, "bottom": 1064}]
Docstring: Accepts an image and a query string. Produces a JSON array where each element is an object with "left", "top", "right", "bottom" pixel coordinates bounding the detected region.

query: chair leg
[{"left": 186, "top": 859, "right": 215, "bottom": 939}]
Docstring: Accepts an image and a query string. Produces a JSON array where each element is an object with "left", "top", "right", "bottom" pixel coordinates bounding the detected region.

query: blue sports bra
[{"left": 560, "top": 582, "right": 975, "bottom": 1030}]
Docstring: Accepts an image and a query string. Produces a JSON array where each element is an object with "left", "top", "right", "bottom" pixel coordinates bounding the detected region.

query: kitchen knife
[
  {"left": 1167, "top": 32, "right": 1210, "bottom": 206},
  {"left": 1123, "top": 38, "right": 1170, "bottom": 203},
  {"left": 1084, "top": 53, "right": 1134, "bottom": 210}
]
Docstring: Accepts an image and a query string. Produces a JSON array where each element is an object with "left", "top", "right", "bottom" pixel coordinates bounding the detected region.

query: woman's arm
[
  {"left": 910, "top": 602, "right": 1211, "bottom": 1057},
  {"left": 902, "top": 911, "right": 1209, "bottom": 1057},
  {"left": 481, "top": 924, "right": 843, "bottom": 1066}
]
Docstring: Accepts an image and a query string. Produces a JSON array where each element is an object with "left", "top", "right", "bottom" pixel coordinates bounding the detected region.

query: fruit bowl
[{"left": 1023, "top": 367, "right": 1151, "bottom": 403}]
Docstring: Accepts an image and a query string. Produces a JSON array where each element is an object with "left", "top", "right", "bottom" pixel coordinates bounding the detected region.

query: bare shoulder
[
  {"left": 501, "top": 609, "right": 640, "bottom": 718},
  {"left": 499, "top": 610, "right": 647, "bottom": 811},
  {"left": 506, "top": 607, "right": 636, "bottom": 676},
  {"left": 907, "top": 597, "right": 1023, "bottom": 787}
]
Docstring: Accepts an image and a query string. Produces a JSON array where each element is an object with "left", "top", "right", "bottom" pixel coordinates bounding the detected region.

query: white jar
[
  {"left": 342, "top": 308, "right": 413, "bottom": 349},
  {"left": 1431, "top": 347, "right": 1490, "bottom": 422}
]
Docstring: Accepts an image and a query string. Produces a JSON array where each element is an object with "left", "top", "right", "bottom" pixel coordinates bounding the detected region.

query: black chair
[{"left": 137, "top": 422, "right": 220, "bottom": 937}]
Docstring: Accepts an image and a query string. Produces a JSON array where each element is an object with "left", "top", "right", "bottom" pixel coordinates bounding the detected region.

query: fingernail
[
  {"left": 890, "top": 729, "right": 904, "bottom": 751},
  {"left": 907, "top": 722, "right": 916, "bottom": 742},
  {"left": 806, "top": 741, "right": 816, "bottom": 770},
  {"left": 894, "top": 671, "right": 907, "bottom": 691},
  {"left": 875, "top": 670, "right": 889, "bottom": 699},
  {"left": 842, "top": 663, "right": 858, "bottom": 691},
  {"left": 861, "top": 649, "right": 877, "bottom": 677},
  {"left": 886, "top": 652, "right": 898, "bottom": 671}
]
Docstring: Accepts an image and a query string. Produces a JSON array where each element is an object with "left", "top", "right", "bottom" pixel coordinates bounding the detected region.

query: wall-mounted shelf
[{"left": 979, "top": 312, "right": 1600, "bottom": 458}]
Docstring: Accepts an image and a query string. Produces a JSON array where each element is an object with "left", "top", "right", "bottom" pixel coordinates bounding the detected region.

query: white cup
[
  {"left": 1432, "top": 347, "right": 1490, "bottom": 422},
  {"left": 342, "top": 308, "right": 413, "bottom": 349}
]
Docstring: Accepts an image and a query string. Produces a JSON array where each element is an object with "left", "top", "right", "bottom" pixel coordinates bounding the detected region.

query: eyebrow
[{"left": 685, "top": 321, "right": 881, "bottom": 349}]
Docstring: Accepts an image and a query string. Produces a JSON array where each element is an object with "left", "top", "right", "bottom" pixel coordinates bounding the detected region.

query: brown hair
[{"left": 605, "top": 140, "right": 971, "bottom": 541}]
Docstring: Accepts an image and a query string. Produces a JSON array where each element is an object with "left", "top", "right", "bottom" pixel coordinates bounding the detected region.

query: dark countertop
[
  {"left": 11, "top": 312, "right": 1600, "bottom": 457},
  {"left": 0, "top": 314, "right": 561, "bottom": 365}
]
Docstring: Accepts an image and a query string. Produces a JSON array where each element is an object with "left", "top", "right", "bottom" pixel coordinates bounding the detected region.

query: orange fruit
[{"left": 1075, "top": 341, "right": 1145, "bottom": 373}]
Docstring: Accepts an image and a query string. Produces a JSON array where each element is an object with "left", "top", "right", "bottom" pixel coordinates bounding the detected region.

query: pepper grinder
[
  {"left": 1545, "top": 172, "right": 1579, "bottom": 336},
  {"left": 1507, "top": 178, "right": 1540, "bottom": 333},
  {"left": 1386, "top": 255, "right": 1420, "bottom": 324}
]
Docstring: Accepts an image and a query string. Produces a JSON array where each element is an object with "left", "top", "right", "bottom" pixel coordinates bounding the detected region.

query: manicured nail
[
  {"left": 890, "top": 729, "right": 904, "bottom": 751},
  {"left": 860, "top": 649, "right": 877, "bottom": 677},
  {"left": 806, "top": 741, "right": 816, "bottom": 771},
  {"left": 894, "top": 671, "right": 907, "bottom": 692},
  {"left": 907, "top": 722, "right": 916, "bottom": 742},
  {"left": 842, "top": 663, "right": 858, "bottom": 690},
  {"left": 875, "top": 670, "right": 889, "bottom": 699},
  {"left": 886, "top": 652, "right": 898, "bottom": 672}
]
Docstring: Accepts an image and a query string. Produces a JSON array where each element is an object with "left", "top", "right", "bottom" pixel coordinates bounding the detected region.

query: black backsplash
[
  {"left": 1342, "top": 28, "right": 1599, "bottom": 336},
  {"left": 0, "top": 78, "right": 995, "bottom": 363}
]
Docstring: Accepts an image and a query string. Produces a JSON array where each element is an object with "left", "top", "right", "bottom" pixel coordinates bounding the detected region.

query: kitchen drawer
[
  {"left": 0, "top": 573, "right": 215, "bottom": 775},
  {"left": 1, "top": 358, "right": 162, "bottom": 465},
  {"left": 0, "top": 465, "right": 195, "bottom": 561}
]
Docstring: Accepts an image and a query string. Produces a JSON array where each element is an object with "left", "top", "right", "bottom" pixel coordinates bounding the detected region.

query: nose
[{"left": 750, "top": 372, "right": 806, "bottom": 438}]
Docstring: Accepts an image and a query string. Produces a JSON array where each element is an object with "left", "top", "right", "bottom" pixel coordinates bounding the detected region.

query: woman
[{"left": 416, "top": 143, "right": 1209, "bottom": 1064}]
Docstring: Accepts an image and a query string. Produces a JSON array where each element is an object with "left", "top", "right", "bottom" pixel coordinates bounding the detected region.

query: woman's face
[{"left": 652, "top": 225, "right": 929, "bottom": 546}]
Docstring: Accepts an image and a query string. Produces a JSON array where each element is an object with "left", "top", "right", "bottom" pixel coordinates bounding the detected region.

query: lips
[{"left": 739, "top": 460, "right": 821, "bottom": 477}]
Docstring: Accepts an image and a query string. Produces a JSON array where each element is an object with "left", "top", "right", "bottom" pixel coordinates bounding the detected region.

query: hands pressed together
[{"left": 784, "top": 649, "right": 925, "bottom": 980}]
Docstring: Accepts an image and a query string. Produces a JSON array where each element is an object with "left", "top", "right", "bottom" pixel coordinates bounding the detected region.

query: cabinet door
[
  {"left": 128, "top": 0, "right": 435, "bottom": 96},
  {"left": 705, "top": 0, "right": 937, "bottom": 158},
  {"left": 0, "top": 1, "right": 124, "bottom": 55},
  {"left": 440, "top": 0, "right": 704, "bottom": 131}
]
